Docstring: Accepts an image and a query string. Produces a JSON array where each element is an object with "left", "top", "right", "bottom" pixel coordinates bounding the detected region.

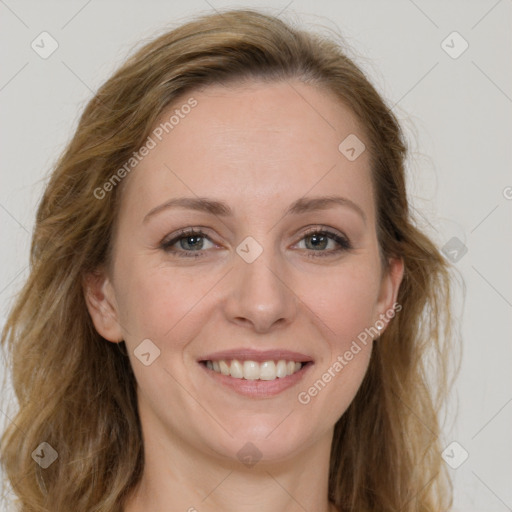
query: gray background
[{"left": 1, "top": 1, "right": 511, "bottom": 510}]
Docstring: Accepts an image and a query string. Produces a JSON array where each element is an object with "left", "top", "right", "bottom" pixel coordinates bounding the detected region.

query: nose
[{"left": 223, "top": 242, "right": 298, "bottom": 333}]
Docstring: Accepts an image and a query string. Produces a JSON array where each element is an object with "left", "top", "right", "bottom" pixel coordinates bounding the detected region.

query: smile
[
  {"left": 198, "top": 348, "right": 314, "bottom": 398},
  {"left": 203, "top": 359, "right": 306, "bottom": 380}
]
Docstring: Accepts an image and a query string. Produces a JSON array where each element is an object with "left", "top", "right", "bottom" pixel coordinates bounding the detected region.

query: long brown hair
[{"left": 1, "top": 8, "right": 459, "bottom": 511}]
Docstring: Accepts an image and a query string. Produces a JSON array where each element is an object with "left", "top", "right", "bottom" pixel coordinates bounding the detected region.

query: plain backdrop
[{"left": 1, "top": 1, "right": 511, "bottom": 510}]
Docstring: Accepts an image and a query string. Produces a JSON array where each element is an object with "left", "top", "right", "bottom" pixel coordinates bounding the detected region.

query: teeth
[
  {"left": 259, "top": 361, "right": 276, "bottom": 381},
  {"left": 243, "top": 360, "right": 260, "bottom": 380},
  {"left": 276, "top": 360, "right": 288, "bottom": 378},
  {"left": 219, "top": 360, "right": 230, "bottom": 376},
  {"left": 204, "top": 359, "right": 306, "bottom": 380},
  {"left": 230, "top": 360, "right": 244, "bottom": 378}
]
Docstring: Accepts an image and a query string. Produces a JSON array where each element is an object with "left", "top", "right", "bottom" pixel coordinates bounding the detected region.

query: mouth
[
  {"left": 199, "top": 359, "right": 312, "bottom": 380},
  {"left": 197, "top": 349, "right": 314, "bottom": 398}
]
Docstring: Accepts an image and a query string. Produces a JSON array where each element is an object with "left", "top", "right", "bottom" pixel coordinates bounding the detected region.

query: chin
[{"left": 204, "top": 419, "right": 316, "bottom": 467}]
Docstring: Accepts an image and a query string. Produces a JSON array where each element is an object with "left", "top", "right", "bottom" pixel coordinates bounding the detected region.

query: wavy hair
[{"left": 1, "top": 8, "right": 460, "bottom": 511}]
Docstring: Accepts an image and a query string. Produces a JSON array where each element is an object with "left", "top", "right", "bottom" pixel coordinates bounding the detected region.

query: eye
[
  {"left": 160, "top": 228, "right": 216, "bottom": 258},
  {"left": 294, "top": 226, "right": 352, "bottom": 258}
]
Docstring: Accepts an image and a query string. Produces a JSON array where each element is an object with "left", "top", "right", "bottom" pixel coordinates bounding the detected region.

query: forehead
[{"left": 120, "top": 79, "right": 374, "bottom": 221}]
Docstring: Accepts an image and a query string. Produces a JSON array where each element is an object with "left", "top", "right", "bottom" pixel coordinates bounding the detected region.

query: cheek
[
  {"left": 296, "top": 270, "right": 376, "bottom": 424},
  {"left": 300, "top": 265, "right": 379, "bottom": 416},
  {"left": 297, "top": 263, "right": 381, "bottom": 347},
  {"left": 114, "top": 261, "right": 219, "bottom": 347}
]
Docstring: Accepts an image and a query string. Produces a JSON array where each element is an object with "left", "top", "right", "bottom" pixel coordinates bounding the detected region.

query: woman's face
[{"left": 86, "top": 79, "right": 403, "bottom": 464}]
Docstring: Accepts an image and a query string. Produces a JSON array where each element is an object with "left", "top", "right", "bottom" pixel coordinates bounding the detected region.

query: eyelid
[
  {"left": 160, "top": 227, "right": 218, "bottom": 249},
  {"left": 299, "top": 224, "right": 347, "bottom": 239},
  {"left": 294, "top": 225, "right": 352, "bottom": 253}
]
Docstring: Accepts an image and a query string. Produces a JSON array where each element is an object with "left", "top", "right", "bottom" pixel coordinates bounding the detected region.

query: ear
[
  {"left": 374, "top": 256, "right": 404, "bottom": 335},
  {"left": 83, "top": 269, "right": 124, "bottom": 343}
]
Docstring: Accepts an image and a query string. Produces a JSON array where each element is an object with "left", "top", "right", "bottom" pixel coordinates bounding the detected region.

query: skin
[{"left": 85, "top": 79, "right": 404, "bottom": 512}]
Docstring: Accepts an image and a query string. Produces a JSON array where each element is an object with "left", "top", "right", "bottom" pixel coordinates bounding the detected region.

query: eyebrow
[{"left": 143, "top": 195, "right": 367, "bottom": 225}]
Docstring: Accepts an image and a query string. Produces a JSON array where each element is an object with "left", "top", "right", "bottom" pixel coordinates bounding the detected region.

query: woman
[{"left": 1, "top": 8, "right": 457, "bottom": 512}]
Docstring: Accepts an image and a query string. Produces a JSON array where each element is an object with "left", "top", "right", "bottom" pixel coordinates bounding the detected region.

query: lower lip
[{"left": 199, "top": 362, "right": 313, "bottom": 398}]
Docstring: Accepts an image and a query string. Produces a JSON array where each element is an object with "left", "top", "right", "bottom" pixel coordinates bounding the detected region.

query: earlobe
[
  {"left": 83, "top": 270, "right": 124, "bottom": 343},
  {"left": 375, "top": 257, "right": 404, "bottom": 335}
]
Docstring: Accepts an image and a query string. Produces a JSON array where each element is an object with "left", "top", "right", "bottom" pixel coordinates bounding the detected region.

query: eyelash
[{"left": 160, "top": 226, "right": 352, "bottom": 259}]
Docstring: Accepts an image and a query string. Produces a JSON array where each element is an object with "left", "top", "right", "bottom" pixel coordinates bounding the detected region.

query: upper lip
[{"left": 199, "top": 348, "right": 314, "bottom": 363}]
